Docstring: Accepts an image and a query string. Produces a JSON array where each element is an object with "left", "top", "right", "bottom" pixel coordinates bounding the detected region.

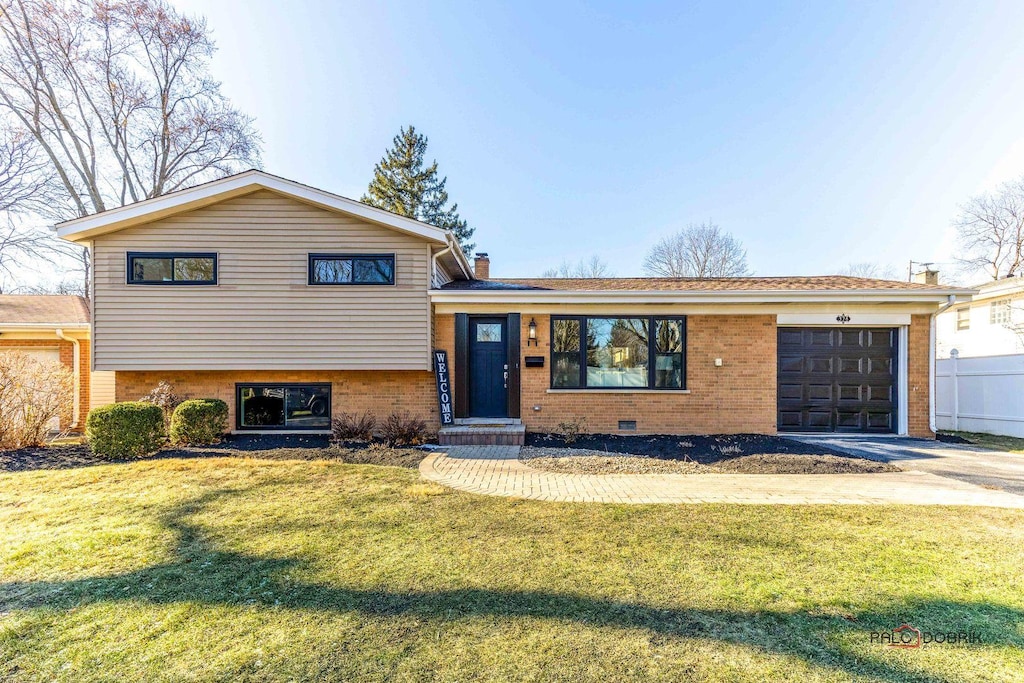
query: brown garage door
[{"left": 777, "top": 327, "right": 897, "bottom": 433}]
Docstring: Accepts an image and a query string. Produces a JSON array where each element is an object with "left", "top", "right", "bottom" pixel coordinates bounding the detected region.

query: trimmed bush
[
  {"left": 379, "top": 413, "right": 430, "bottom": 447},
  {"left": 332, "top": 412, "right": 376, "bottom": 442},
  {"left": 170, "top": 398, "right": 228, "bottom": 445},
  {"left": 86, "top": 401, "right": 165, "bottom": 459}
]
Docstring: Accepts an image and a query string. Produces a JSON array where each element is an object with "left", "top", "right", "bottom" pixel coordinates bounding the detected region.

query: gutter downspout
[
  {"left": 431, "top": 245, "right": 453, "bottom": 287},
  {"left": 929, "top": 295, "right": 957, "bottom": 435},
  {"left": 55, "top": 328, "right": 81, "bottom": 430}
]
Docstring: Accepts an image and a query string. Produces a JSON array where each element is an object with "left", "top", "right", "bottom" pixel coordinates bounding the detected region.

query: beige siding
[
  {"left": 89, "top": 370, "right": 116, "bottom": 409},
  {"left": 92, "top": 190, "right": 434, "bottom": 371}
]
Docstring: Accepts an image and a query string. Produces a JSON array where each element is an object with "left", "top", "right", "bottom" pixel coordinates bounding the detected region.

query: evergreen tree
[{"left": 361, "top": 125, "right": 475, "bottom": 254}]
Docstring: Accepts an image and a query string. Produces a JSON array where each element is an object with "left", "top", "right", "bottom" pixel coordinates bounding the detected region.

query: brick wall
[
  {"left": 433, "top": 312, "right": 937, "bottom": 437},
  {"left": 433, "top": 313, "right": 778, "bottom": 434},
  {"left": 114, "top": 370, "right": 438, "bottom": 430},
  {"left": 908, "top": 314, "right": 933, "bottom": 438},
  {"left": 0, "top": 338, "right": 90, "bottom": 431}
]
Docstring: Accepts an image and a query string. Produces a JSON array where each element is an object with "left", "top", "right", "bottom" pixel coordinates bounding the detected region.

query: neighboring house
[
  {"left": 54, "top": 170, "right": 971, "bottom": 442},
  {"left": 0, "top": 295, "right": 114, "bottom": 432},
  {"left": 936, "top": 276, "right": 1024, "bottom": 358}
]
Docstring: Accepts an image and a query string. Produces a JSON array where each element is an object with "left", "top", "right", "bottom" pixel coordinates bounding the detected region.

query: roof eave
[{"left": 53, "top": 170, "right": 450, "bottom": 244}]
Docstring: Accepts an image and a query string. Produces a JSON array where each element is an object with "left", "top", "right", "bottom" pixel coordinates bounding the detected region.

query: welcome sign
[{"left": 433, "top": 350, "right": 454, "bottom": 425}]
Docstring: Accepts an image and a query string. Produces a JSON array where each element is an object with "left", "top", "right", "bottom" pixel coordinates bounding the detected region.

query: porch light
[{"left": 528, "top": 318, "right": 538, "bottom": 346}]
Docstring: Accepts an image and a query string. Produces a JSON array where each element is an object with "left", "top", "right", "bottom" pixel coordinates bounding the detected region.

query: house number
[{"left": 836, "top": 314, "right": 851, "bottom": 323}]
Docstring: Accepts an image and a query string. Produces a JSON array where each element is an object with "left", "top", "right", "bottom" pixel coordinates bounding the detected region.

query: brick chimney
[
  {"left": 913, "top": 269, "right": 939, "bottom": 285},
  {"left": 474, "top": 252, "right": 490, "bottom": 279}
]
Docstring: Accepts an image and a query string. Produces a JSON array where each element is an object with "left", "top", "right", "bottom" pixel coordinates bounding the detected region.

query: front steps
[{"left": 438, "top": 418, "right": 526, "bottom": 446}]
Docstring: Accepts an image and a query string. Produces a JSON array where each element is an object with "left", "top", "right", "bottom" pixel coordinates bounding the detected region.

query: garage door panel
[{"left": 777, "top": 327, "right": 896, "bottom": 433}]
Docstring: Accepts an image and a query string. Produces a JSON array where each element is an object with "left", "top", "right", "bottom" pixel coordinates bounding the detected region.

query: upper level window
[
  {"left": 127, "top": 252, "right": 217, "bottom": 285},
  {"left": 991, "top": 299, "right": 1013, "bottom": 326},
  {"left": 309, "top": 254, "right": 395, "bottom": 285},
  {"left": 956, "top": 306, "right": 971, "bottom": 331},
  {"left": 551, "top": 316, "right": 687, "bottom": 389}
]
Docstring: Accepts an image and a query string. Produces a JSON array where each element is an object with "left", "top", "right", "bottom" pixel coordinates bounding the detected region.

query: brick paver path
[{"left": 419, "top": 446, "right": 1024, "bottom": 507}]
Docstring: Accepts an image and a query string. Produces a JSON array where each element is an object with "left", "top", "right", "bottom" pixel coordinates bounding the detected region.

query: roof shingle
[
  {"left": 441, "top": 276, "right": 954, "bottom": 292},
  {"left": 0, "top": 295, "right": 90, "bottom": 325}
]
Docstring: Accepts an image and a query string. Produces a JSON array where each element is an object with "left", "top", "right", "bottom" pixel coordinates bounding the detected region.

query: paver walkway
[{"left": 419, "top": 445, "right": 1024, "bottom": 507}]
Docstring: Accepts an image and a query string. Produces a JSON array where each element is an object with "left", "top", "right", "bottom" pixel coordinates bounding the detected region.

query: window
[
  {"left": 476, "top": 323, "right": 502, "bottom": 342},
  {"left": 990, "top": 299, "right": 1012, "bottom": 326},
  {"left": 308, "top": 254, "right": 395, "bottom": 285},
  {"left": 236, "top": 383, "right": 331, "bottom": 430},
  {"left": 956, "top": 307, "right": 970, "bottom": 331},
  {"left": 127, "top": 252, "right": 216, "bottom": 284},
  {"left": 551, "top": 316, "right": 686, "bottom": 389}
]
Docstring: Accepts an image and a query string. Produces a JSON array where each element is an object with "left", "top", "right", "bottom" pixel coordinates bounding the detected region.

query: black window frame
[
  {"left": 550, "top": 315, "right": 688, "bottom": 390},
  {"left": 235, "top": 382, "right": 332, "bottom": 431},
  {"left": 307, "top": 253, "right": 396, "bottom": 286},
  {"left": 126, "top": 251, "right": 218, "bottom": 285}
]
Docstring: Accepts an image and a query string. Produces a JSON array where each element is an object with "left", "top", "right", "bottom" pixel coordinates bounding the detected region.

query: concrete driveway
[{"left": 785, "top": 435, "right": 1024, "bottom": 495}]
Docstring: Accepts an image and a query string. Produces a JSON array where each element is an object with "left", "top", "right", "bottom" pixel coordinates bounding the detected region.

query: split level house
[{"left": 53, "top": 170, "right": 974, "bottom": 444}]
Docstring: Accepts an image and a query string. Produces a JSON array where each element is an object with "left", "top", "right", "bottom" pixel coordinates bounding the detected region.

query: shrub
[
  {"left": 379, "top": 413, "right": 430, "bottom": 447},
  {"left": 140, "top": 381, "right": 184, "bottom": 429},
  {"left": 0, "top": 351, "right": 75, "bottom": 450},
  {"left": 332, "top": 412, "right": 377, "bottom": 442},
  {"left": 170, "top": 398, "right": 228, "bottom": 445},
  {"left": 86, "top": 401, "right": 165, "bottom": 459},
  {"left": 555, "top": 416, "right": 588, "bottom": 444}
]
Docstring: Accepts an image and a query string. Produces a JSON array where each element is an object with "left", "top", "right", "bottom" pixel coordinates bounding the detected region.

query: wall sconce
[{"left": 527, "top": 317, "right": 538, "bottom": 346}]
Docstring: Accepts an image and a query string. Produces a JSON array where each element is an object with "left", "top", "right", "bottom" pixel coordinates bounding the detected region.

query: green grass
[
  {"left": 2, "top": 456, "right": 1023, "bottom": 682},
  {"left": 942, "top": 430, "right": 1024, "bottom": 454}
]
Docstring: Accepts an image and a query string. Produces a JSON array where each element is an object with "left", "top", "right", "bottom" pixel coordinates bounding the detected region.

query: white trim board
[{"left": 776, "top": 313, "right": 912, "bottom": 326}]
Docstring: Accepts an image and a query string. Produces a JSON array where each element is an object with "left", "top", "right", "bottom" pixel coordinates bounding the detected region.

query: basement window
[{"left": 236, "top": 383, "right": 331, "bottom": 430}]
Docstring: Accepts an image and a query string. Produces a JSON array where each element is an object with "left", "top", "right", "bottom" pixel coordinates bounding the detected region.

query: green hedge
[
  {"left": 86, "top": 401, "right": 165, "bottom": 459},
  {"left": 170, "top": 398, "right": 228, "bottom": 446}
]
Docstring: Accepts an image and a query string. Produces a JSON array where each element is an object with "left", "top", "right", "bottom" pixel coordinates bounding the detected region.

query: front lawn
[{"left": 2, "top": 454, "right": 1023, "bottom": 681}]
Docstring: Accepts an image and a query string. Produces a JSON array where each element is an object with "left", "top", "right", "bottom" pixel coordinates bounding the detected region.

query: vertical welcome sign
[{"left": 433, "top": 350, "right": 454, "bottom": 425}]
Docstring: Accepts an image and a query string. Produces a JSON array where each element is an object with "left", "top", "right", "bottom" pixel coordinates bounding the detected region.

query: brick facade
[
  {"left": 0, "top": 338, "right": 90, "bottom": 431},
  {"left": 432, "top": 312, "right": 936, "bottom": 437},
  {"left": 114, "top": 370, "right": 439, "bottom": 430},
  {"left": 907, "top": 314, "right": 934, "bottom": 438},
  {"left": 110, "top": 312, "right": 936, "bottom": 438}
]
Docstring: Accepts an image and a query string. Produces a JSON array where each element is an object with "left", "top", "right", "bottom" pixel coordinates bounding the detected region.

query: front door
[{"left": 468, "top": 317, "right": 508, "bottom": 418}]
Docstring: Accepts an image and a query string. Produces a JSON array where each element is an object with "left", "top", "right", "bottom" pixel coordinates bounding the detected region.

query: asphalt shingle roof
[
  {"left": 0, "top": 295, "right": 90, "bottom": 325},
  {"left": 441, "top": 276, "right": 950, "bottom": 292}
]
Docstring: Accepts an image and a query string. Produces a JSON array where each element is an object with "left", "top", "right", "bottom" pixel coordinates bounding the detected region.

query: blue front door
[{"left": 469, "top": 317, "right": 508, "bottom": 418}]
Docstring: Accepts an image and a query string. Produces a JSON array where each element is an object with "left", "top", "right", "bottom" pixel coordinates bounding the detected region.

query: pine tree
[{"left": 361, "top": 125, "right": 475, "bottom": 254}]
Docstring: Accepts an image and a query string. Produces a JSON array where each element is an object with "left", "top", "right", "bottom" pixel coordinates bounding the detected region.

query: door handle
[{"left": 503, "top": 370, "right": 509, "bottom": 389}]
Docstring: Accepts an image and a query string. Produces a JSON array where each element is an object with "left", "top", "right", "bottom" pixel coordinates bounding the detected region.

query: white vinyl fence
[{"left": 935, "top": 352, "right": 1024, "bottom": 437}]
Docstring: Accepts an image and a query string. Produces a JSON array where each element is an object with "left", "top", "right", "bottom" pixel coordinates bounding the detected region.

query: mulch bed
[
  {"left": 521, "top": 433, "right": 900, "bottom": 475},
  {"left": 0, "top": 434, "right": 429, "bottom": 472}
]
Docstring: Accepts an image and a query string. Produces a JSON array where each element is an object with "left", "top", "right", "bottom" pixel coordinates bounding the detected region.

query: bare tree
[
  {"left": 953, "top": 177, "right": 1024, "bottom": 280},
  {"left": 838, "top": 262, "right": 902, "bottom": 280},
  {"left": 0, "top": 0, "right": 262, "bottom": 297},
  {"left": 643, "top": 222, "right": 750, "bottom": 278},
  {"left": 541, "top": 255, "right": 614, "bottom": 278}
]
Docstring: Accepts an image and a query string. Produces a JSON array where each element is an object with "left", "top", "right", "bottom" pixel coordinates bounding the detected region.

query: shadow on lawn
[{"left": 2, "top": 488, "right": 1019, "bottom": 682}]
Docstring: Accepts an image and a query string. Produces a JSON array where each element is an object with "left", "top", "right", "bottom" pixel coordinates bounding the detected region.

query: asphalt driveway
[{"left": 785, "top": 435, "right": 1024, "bottom": 496}]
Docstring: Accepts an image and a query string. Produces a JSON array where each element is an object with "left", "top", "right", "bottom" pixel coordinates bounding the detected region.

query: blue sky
[{"left": 168, "top": 0, "right": 1024, "bottom": 281}]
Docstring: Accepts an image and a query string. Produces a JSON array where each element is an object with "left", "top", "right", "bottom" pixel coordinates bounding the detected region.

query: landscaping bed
[
  {"left": 0, "top": 434, "right": 429, "bottom": 472},
  {"left": 522, "top": 433, "right": 900, "bottom": 474}
]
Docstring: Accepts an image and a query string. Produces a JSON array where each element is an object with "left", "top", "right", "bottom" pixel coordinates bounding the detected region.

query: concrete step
[
  {"left": 454, "top": 417, "right": 523, "bottom": 425},
  {"left": 439, "top": 423, "right": 526, "bottom": 446}
]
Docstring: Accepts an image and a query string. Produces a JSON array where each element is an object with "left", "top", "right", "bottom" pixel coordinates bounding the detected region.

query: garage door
[{"left": 777, "top": 327, "right": 897, "bottom": 433}]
